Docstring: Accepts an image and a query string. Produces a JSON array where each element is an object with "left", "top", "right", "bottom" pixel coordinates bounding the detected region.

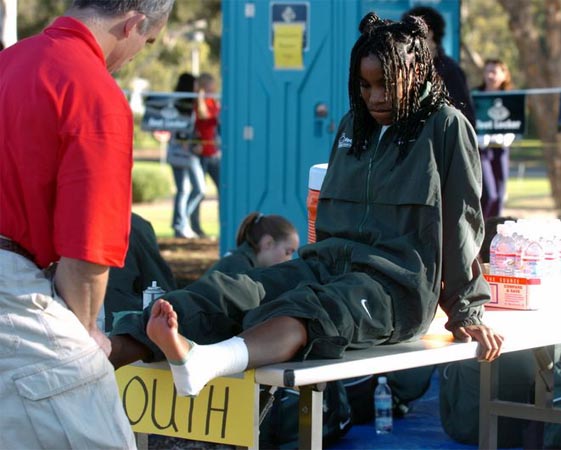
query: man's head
[
  {"left": 69, "top": 0, "right": 175, "bottom": 72},
  {"left": 402, "top": 6, "right": 445, "bottom": 56},
  {"left": 71, "top": 0, "right": 174, "bottom": 32}
]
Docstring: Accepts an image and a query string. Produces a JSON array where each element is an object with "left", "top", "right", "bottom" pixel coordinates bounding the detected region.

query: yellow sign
[
  {"left": 273, "top": 23, "right": 304, "bottom": 69},
  {"left": 116, "top": 364, "right": 257, "bottom": 447}
]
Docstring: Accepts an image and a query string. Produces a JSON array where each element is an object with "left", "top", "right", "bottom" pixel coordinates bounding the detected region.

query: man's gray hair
[{"left": 72, "top": 0, "right": 175, "bottom": 32}]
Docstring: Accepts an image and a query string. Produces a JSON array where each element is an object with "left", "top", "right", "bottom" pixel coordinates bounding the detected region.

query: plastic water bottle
[
  {"left": 143, "top": 281, "right": 166, "bottom": 309},
  {"left": 374, "top": 376, "right": 393, "bottom": 434},
  {"left": 521, "top": 231, "right": 544, "bottom": 278},
  {"left": 494, "top": 224, "right": 516, "bottom": 275},
  {"left": 488, "top": 227, "right": 502, "bottom": 273}
]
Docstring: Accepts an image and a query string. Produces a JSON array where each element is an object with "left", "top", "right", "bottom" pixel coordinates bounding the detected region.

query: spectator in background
[
  {"left": 167, "top": 72, "right": 206, "bottom": 239},
  {"left": 476, "top": 58, "right": 515, "bottom": 220},
  {"left": 191, "top": 72, "right": 221, "bottom": 238},
  {"left": 402, "top": 5, "right": 476, "bottom": 127}
]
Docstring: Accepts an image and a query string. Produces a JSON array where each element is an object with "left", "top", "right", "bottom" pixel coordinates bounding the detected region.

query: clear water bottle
[
  {"left": 494, "top": 224, "right": 516, "bottom": 275},
  {"left": 521, "top": 231, "right": 544, "bottom": 278},
  {"left": 488, "top": 227, "right": 502, "bottom": 273},
  {"left": 374, "top": 376, "right": 393, "bottom": 434}
]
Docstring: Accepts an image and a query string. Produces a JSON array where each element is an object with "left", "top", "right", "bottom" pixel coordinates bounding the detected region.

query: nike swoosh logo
[
  {"left": 361, "top": 298, "right": 372, "bottom": 320},
  {"left": 339, "top": 417, "right": 351, "bottom": 430}
]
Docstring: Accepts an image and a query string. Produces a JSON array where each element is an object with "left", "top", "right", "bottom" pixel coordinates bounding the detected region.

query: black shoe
[{"left": 192, "top": 229, "right": 208, "bottom": 239}]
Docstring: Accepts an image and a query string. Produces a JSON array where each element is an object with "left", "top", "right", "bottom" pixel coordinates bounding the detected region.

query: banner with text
[
  {"left": 116, "top": 364, "right": 257, "bottom": 447},
  {"left": 474, "top": 93, "right": 525, "bottom": 135},
  {"left": 141, "top": 95, "right": 194, "bottom": 132}
]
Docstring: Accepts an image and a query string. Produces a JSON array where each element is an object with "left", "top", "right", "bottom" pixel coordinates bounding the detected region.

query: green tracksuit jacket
[
  {"left": 204, "top": 242, "right": 257, "bottom": 275},
  {"left": 104, "top": 213, "right": 176, "bottom": 331},
  {"left": 113, "top": 103, "right": 488, "bottom": 361}
]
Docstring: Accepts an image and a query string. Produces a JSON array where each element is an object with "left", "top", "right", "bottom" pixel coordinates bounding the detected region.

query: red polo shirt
[
  {"left": 0, "top": 17, "right": 132, "bottom": 269},
  {"left": 195, "top": 97, "right": 220, "bottom": 157}
]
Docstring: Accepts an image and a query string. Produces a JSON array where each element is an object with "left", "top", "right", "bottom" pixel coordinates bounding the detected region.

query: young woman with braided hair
[{"left": 109, "top": 12, "right": 503, "bottom": 397}]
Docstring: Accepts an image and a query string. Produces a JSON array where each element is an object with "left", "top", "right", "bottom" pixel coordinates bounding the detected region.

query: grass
[{"left": 504, "top": 177, "right": 554, "bottom": 212}]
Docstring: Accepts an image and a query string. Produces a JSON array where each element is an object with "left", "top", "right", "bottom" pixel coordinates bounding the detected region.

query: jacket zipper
[{"left": 358, "top": 131, "right": 384, "bottom": 234}]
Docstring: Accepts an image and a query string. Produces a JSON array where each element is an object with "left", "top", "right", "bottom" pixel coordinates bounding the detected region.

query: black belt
[{"left": 0, "top": 237, "right": 35, "bottom": 262}]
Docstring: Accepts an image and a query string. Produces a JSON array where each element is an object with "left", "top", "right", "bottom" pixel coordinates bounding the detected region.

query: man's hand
[
  {"left": 91, "top": 326, "right": 112, "bottom": 357},
  {"left": 453, "top": 324, "right": 504, "bottom": 362}
]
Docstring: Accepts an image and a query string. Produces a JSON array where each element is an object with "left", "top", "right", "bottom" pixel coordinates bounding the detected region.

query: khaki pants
[{"left": 0, "top": 250, "right": 136, "bottom": 450}]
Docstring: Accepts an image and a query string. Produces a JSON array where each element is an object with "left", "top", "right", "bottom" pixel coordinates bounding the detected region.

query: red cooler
[{"left": 307, "top": 163, "right": 328, "bottom": 243}]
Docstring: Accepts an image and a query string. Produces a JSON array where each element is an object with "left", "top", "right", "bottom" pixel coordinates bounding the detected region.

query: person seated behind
[
  {"left": 108, "top": 12, "right": 503, "bottom": 398},
  {"left": 402, "top": 5, "right": 475, "bottom": 127},
  {"left": 207, "top": 211, "right": 299, "bottom": 275},
  {"left": 103, "top": 213, "right": 176, "bottom": 331}
]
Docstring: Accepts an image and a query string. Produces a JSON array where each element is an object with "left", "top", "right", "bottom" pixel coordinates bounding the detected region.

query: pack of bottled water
[{"left": 484, "top": 218, "right": 561, "bottom": 310}]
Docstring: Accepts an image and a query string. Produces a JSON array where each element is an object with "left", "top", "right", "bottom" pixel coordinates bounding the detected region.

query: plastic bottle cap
[
  {"left": 378, "top": 376, "right": 387, "bottom": 384},
  {"left": 151, "top": 281, "right": 157, "bottom": 287}
]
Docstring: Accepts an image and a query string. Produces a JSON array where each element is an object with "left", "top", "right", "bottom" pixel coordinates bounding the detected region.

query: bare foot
[{"left": 147, "top": 299, "right": 191, "bottom": 362}]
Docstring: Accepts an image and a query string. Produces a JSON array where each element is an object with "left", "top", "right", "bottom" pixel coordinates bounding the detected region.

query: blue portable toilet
[{"left": 220, "top": 0, "right": 461, "bottom": 254}]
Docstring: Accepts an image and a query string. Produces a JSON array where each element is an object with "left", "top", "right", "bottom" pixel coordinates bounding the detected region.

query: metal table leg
[{"left": 298, "top": 384, "right": 326, "bottom": 450}]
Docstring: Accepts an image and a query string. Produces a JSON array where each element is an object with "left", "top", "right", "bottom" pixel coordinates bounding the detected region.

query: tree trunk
[{"left": 497, "top": 0, "right": 561, "bottom": 215}]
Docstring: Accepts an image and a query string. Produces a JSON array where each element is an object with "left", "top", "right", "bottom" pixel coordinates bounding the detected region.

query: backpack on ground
[{"left": 342, "top": 375, "right": 376, "bottom": 424}]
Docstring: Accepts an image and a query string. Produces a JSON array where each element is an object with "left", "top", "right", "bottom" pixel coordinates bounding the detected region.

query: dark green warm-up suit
[
  {"left": 204, "top": 241, "right": 258, "bottom": 275},
  {"left": 113, "top": 100, "right": 489, "bottom": 363},
  {"left": 104, "top": 213, "right": 176, "bottom": 331}
]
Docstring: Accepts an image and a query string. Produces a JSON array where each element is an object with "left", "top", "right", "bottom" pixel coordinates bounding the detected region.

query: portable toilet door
[{"left": 220, "top": 1, "right": 359, "bottom": 253}]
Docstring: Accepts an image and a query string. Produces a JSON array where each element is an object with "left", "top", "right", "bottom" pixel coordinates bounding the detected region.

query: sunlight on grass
[{"left": 505, "top": 177, "right": 554, "bottom": 211}]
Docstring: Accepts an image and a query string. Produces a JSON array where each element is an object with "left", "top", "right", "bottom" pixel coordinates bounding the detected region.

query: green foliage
[
  {"left": 16, "top": 0, "right": 222, "bottom": 93},
  {"left": 132, "top": 163, "right": 172, "bottom": 204},
  {"left": 17, "top": 0, "right": 68, "bottom": 37},
  {"left": 461, "top": 0, "right": 521, "bottom": 88}
]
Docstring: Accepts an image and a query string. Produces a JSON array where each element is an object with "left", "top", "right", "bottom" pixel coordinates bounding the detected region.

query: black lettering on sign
[
  {"left": 186, "top": 394, "right": 195, "bottom": 433},
  {"left": 151, "top": 378, "right": 179, "bottom": 432},
  {"left": 122, "top": 376, "right": 148, "bottom": 425},
  {"left": 205, "top": 385, "right": 230, "bottom": 438}
]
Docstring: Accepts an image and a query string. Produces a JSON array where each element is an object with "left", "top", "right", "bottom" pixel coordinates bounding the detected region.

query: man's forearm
[{"left": 54, "top": 256, "right": 109, "bottom": 331}]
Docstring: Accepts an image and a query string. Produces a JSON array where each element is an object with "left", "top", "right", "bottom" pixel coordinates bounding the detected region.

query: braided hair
[{"left": 348, "top": 12, "right": 450, "bottom": 161}]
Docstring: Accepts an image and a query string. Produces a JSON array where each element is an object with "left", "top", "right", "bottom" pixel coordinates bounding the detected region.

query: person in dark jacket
[
  {"left": 102, "top": 213, "right": 177, "bottom": 331},
  {"left": 208, "top": 211, "right": 299, "bottom": 275},
  {"left": 109, "top": 12, "right": 503, "bottom": 397},
  {"left": 402, "top": 5, "right": 476, "bottom": 127}
]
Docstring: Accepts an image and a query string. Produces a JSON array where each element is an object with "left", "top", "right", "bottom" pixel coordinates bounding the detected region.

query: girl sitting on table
[{"left": 109, "top": 11, "right": 503, "bottom": 397}]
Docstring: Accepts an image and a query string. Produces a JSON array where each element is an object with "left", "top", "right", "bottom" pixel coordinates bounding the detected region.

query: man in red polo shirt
[{"left": 0, "top": 1, "right": 174, "bottom": 448}]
